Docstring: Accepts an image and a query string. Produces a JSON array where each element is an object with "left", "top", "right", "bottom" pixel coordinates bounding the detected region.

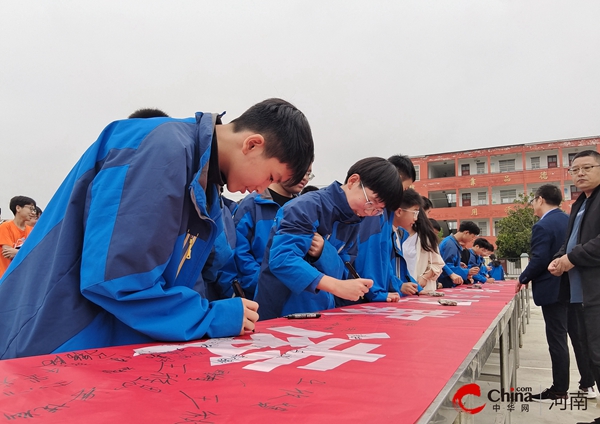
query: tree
[{"left": 495, "top": 193, "right": 538, "bottom": 259}]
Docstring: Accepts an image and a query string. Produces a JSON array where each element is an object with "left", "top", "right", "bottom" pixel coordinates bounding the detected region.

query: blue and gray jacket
[
  {"left": 392, "top": 227, "right": 420, "bottom": 291},
  {"left": 438, "top": 235, "right": 469, "bottom": 288},
  {"left": 255, "top": 182, "right": 362, "bottom": 320},
  {"left": 0, "top": 113, "right": 244, "bottom": 359},
  {"left": 233, "top": 190, "right": 284, "bottom": 299},
  {"left": 467, "top": 249, "right": 488, "bottom": 283}
]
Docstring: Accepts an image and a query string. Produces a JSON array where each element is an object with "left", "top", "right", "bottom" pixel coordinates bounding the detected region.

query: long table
[{"left": 0, "top": 282, "right": 521, "bottom": 423}]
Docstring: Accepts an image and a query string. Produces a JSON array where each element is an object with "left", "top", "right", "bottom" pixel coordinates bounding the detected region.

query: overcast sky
[{"left": 1, "top": 0, "right": 600, "bottom": 215}]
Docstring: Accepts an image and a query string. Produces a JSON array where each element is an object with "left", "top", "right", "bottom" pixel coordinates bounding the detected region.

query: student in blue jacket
[
  {"left": 438, "top": 221, "right": 481, "bottom": 288},
  {"left": 255, "top": 157, "right": 404, "bottom": 320},
  {"left": 350, "top": 155, "right": 416, "bottom": 305},
  {"left": 467, "top": 238, "right": 496, "bottom": 284},
  {"left": 0, "top": 98, "right": 314, "bottom": 359},
  {"left": 233, "top": 165, "right": 314, "bottom": 299}
]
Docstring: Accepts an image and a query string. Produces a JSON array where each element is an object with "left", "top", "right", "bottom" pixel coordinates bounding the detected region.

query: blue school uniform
[
  {"left": 233, "top": 190, "right": 283, "bottom": 299},
  {"left": 255, "top": 182, "right": 362, "bottom": 320},
  {"left": 0, "top": 113, "right": 244, "bottom": 359},
  {"left": 438, "top": 235, "right": 470, "bottom": 288}
]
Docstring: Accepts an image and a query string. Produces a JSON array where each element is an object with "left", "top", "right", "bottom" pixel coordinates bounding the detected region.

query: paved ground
[{"left": 474, "top": 289, "right": 598, "bottom": 423}]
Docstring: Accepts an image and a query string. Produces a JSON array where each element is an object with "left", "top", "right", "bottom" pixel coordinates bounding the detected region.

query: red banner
[{"left": 0, "top": 282, "right": 517, "bottom": 423}]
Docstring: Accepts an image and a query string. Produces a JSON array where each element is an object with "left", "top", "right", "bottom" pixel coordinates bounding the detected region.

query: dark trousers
[
  {"left": 580, "top": 304, "right": 600, "bottom": 390},
  {"left": 541, "top": 302, "right": 595, "bottom": 392}
]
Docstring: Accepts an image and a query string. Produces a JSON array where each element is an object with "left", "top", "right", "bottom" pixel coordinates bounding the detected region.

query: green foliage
[{"left": 495, "top": 193, "right": 538, "bottom": 259}]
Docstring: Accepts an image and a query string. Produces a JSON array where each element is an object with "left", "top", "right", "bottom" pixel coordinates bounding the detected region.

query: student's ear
[
  {"left": 241, "top": 134, "right": 265, "bottom": 155},
  {"left": 347, "top": 173, "right": 360, "bottom": 188}
]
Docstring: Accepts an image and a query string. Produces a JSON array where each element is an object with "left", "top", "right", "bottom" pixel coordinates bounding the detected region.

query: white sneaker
[{"left": 578, "top": 386, "right": 598, "bottom": 399}]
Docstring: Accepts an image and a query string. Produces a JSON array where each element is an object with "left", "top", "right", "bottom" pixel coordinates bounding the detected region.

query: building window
[
  {"left": 571, "top": 185, "right": 582, "bottom": 201},
  {"left": 493, "top": 220, "right": 500, "bottom": 236},
  {"left": 461, "top": 164, "right": 470, "bottom": 176},
  {"left": 478, "top": 221, "right": 488, "bottom": 237},
  {"left": 547, "top": 155, "right": 557, "bottom": 168},
  {"left": 446, "top": 193, "right": 457, "bottom": 207},
  {"left": 462, "top": 193, "right": 471, "bottom": 207},
  {"left": 478, "top": 192, "right": 487, "bottom": 205},
  {"left": 447, "top": 221, "right": 457, "bottom": 234},
  {"left": 414, "top": 165, "right": 420, "bottom": 181},
  {"left": 500, "top": 189, "right": 517, "bottom": 204},
  {"left": 568, "top": 153, "right": 577, "bottom": 166},
  {"left": 531, "top": 157, "right": 540, "bottom": 170},
  {"left": 476, "top": 162, "right": 485, "bottom": 174},
  {"left": 499, "top": 159, "right": 515, "bottom": 173}
]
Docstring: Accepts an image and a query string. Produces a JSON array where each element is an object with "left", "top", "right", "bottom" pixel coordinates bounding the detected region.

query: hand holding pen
[{"left": 344, "top": 262, "right": 372, "bottom": 301}]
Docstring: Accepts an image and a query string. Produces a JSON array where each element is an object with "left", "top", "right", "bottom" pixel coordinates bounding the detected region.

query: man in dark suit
[
  {"left": 516, "top": 184, "right": 595, "bottom": 402},
  {"left": 549, "top": 150, "right": 600, "bottom": 424}
]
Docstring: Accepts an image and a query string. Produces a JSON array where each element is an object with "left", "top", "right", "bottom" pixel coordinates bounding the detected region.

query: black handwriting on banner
[
  {"left": 2, "top": 387, "right": 96, "bottom": 421},
  {"left": 256, "top": 402, "right": 296, "bottom": 412},
  {"left": 175, "top": 410, "right": 217, "bottom": 424},
  {"left": 187, "top": 370, "right": 229, "bottom": 382}
]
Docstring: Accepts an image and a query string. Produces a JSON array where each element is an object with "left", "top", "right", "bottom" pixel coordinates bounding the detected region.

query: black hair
[
  {"left": 387, "top": 154, "right": 416, "bottom": 182},
  {"left": 473, "top": 237, "right": 493, "bottom": 251},
  {"left": 399, "top": 188, "right": 422, "bottom": 209},
  {"left": 9, "top": 196, "right": 37, "bottom": 215},
  {"left": 572, "top": 150, "right": 600, "bottom": 164},
  {"left": 301, "top": 185, "right": 320, "bottom": 195},
  {"left": 35, "top": 206, "right": 43, "bottom": 217},
  {"left": 345, "top": 157, "right": 403, "bottom": 212},
  {"left": 429, "top": 218, "right": 441, "bottom": 232},
  {"left": 414, "top": 206, "right": 439, "bottom": 253},
  {"left": 489, "top": 254, "right": 502, "bottom": 267},
  {"left": 459, "top": 220, "right": 481, "bottom": 235},
  {"left": 422, "top": 196, "right": 433, "bottom": 211},
  {"left": 535, "top": 184, "right": 562, "bottom": 207},
  {"left": 128, "top": 108, "right": 170, "bottom": 119},
  {"left": 230, "top": 98, "right": 314, "bottom": 186}
]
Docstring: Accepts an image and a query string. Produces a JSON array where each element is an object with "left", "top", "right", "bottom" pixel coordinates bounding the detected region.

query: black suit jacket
[{"left": 519, "top": 208, "right": 569, "bottom": 306}]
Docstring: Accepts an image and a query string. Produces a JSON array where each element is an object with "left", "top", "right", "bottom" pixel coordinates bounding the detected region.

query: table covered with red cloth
[{"left": 0, "top": 282, "right": 518, "bottom": 423}]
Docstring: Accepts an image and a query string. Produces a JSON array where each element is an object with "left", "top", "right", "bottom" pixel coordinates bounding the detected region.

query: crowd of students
[
  {"left": 0, "top": 98, "right": 502, "bottom": 360},
  {"left": 220, "top": 154, "right": 501, "bottom": 319}
]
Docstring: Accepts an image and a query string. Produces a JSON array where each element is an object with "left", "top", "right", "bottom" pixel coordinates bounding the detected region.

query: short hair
[
  {"left": 345, "top": 157, "right": 404, "bottom": 212},
  {"left": 128, "top": 108, "right": 170, "bottom": 119},
  {"left": 459, "top": 220, "right": 480, "bottom": 235},
  {"left": 429, "top": 218, "right": 441, "bottom": 232},
  {"left": 9, "top": 196, "right": 36, "bottom": 215},
  {"left": 572, "top": 150, "right": 600, "bottom": 164},
  {"left": 473, "top": 237, "right": 493, "bottom": 251},
  {"left": 535, "top": 184, "right": 562, "bottom": 207},
  {"left": 300, "top": 185, "right": 319, "bottom": 195},
  {"left": 387, "top": 154, "right": 416, "bottom": 182},
  {"left": 422, "top": 196, "right": 433, "bottom": 211},
  {"left": 35, "top": 206, "right": 43, "bottom": 217},
  {"left": 230, "top": 98, "right": 314, "bottom": 186},
  {"left": 399, "top": 188, "right": 423, "bottom": 209}
]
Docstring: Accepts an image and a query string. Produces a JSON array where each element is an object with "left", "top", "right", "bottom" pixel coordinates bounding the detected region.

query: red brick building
[{"left": 410, "top": 136, "right": 599, "bottom": 244}]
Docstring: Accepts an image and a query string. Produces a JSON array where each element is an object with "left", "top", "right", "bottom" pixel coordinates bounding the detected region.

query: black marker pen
[
  {"left": 285, "top": 313, "right": 321, "bottom": 319},
  {"left": 345, "top": 261, "right": 365, "bottom": 300}
]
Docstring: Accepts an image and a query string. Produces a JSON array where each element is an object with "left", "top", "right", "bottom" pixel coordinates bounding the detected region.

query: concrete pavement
[{"left": 474, "top": 288, "right": 598, "bottom": 423}]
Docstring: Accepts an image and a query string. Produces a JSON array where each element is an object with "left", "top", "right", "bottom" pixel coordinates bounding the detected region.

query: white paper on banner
[{"left": 347, "top": 333, "right": 390, "bottom": 340}]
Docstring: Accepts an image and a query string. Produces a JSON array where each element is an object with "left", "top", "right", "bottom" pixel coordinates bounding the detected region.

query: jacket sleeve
[
  {"left": 269, "top": 208, "right": 323, "bottom": 294},
  {"left": 233, "top": 206, "right": 262, "bottom": 295},
  {"left": 311, "top": 238, "right": 346, "bottom": 278},
  {"left": 79, "top": 127, "right": 243, "bottom": 341},
  {"left": 440, "top": 243, "right": 469, "bottom": 281},
  {"left": 519, "top": 223, "right": 554, "bottom": 284}
]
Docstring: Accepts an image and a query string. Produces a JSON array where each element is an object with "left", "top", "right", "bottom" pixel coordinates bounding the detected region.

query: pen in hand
[{"left": 345, "top": 261, "right": 365, "bottom": 300}]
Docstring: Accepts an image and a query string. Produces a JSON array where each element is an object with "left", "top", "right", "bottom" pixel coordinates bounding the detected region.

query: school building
[{"left": 410, "top": 135, "right": 600, "bottom": 244}]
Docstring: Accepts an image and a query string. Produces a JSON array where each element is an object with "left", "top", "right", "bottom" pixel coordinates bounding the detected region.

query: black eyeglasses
[{"left": 568, "top": 165, "right": 600, "bottom": 175}]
